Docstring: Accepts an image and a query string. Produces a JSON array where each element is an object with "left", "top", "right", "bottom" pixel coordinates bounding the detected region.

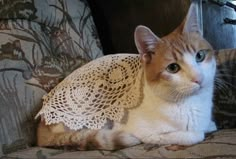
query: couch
[{"left": 0, "top": 0, "right": 236, "bottom": 158}]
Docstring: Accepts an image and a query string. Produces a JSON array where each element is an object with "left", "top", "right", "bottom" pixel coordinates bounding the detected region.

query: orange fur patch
[{"left": 143, "top": 32, "right": 213, "bottom": 86}]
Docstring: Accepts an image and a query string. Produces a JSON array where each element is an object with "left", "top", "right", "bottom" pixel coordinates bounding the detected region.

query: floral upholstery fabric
[
  {"left": 4, "top": 129, "right": 236, "bottom": 159},
  {"left": 0, "top": 0, "right": 103, "bottom": 155}
]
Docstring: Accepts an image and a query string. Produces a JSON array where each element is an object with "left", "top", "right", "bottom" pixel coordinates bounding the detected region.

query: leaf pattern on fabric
[
  {"left": 0, "top": 0, "right": 103, "bottom": 154},
  {"left": 0, "top": 0, "right": 37, "bottom": 20},
  {"left": 3, "top": 129, "right": 236, "bottom": 159}
]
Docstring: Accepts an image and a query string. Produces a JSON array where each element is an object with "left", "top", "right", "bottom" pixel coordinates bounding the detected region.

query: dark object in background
[
  {"left": 88, "top": 0, "right": 190, "bottom": 54},
  {"left": 224, "top": 18, "right": 236, "bottom": 24},
  {"left": 89, "top": 0, "right": 236, "bottom": 53}
]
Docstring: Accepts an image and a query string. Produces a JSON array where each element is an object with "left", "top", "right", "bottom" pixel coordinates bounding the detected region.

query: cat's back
[
  {"left": 36, "top": 53, "right": 143, "bottom": 130},
  {"left": 66, "top": 54, "right": 141, "bottom": 80}
]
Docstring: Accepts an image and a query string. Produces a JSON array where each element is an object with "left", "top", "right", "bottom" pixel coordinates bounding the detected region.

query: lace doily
[{"left": 36, "top": 54, "right": 144, "bottom": 130}]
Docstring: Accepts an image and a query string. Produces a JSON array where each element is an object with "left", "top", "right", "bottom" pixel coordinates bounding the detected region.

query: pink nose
[{"left": 192, "top": 78, "right": 202, "bottom": 85}]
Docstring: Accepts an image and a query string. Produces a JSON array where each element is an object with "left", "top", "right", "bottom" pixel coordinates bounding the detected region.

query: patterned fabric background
[
  {"left": 0, "top": 0, "right": 103, "bottom": 155},
  {"left": 4, "top": 129, "right": 236, "bottom": 159}
]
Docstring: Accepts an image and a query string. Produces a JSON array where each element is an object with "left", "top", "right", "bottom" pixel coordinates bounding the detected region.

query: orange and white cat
[{"left": 37, "top": 2, "right": 217, "bottom": 150}]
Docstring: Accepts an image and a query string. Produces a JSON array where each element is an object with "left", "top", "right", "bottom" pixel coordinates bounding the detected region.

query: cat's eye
[
  {"left": 166, "top": 63, "right": 180, "bottom": 73},
  {"left": 196, "top": 50, "right": 206, "bottom": 63}
]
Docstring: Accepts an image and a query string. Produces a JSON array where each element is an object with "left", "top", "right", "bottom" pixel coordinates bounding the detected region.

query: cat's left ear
[
  {"left": 182, "top": 1, "right": 202, "bottom": 35},
  {"left": 134, "top": 25, "right": 161, "bottom": 63}
]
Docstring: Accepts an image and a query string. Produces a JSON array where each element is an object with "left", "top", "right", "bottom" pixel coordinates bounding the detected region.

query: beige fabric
[
  {"left": 0, "top": 0, "right": 104, "bottom": 152},
  {"left": 4, "top": 129, "right": 236, "bottom": 159},
  {"left": 36, "top": 54, "right": 143, "bottom": 130}
]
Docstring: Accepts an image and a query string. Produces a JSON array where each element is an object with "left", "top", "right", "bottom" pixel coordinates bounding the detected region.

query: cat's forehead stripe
[
  {"left": 170, "top": 42, "right": 198, "bottom": 61},
  {"left": 186, "top": 44, "right": 196, "bottom": 54},
  {"left": 173, "top": 46, "right": 184, "bottom": 56},
  {"left": 171, "top": 50, "right": 178, "bottom": 61}
]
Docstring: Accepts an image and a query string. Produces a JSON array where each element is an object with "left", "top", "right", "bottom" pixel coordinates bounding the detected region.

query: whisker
[
  {"left": 169, "top": 90, "right": 179, "bottom": 101},
  {"left": 176, "top": 92, "right": 183, "bottom": 102},
  {"left": 215, "top": 77, "right": 230, "bottom": 88},
  {"left": 216, "top": 74, "right": 236, "bottom": 78},
  {"left": 214, "top": 79, "right": 229, "bottom": 96},
  {"left": 215, "top": 77, "right": 236, "bottom": 90},
  {"left": 178, "top": 92, "right": 185, "bottom": 103},
  {"left": 214, "top": 82, "right": 228, "bottom": 93},
  {"left": 221, "top": 80, "right": 236, "bottom": 89},
  {"left": 216, "top": 68, "right": 231, "bottom": 74},
  {"left": 217, "top": 67, "right": 231, "bottom": 71},
  {"left": 167, "top": 88, "right": 184, "bottom": 102},
  {"left": 174, "top": 86, "right": 193, "bottom": 102}
]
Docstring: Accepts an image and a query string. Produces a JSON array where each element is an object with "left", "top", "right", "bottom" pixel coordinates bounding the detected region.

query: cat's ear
[
  {"left": 134, "top": 25, "right": 161, "bottom": 63},
  {"left": 182, "top": 2, "right": 202, "bottom": 35}
]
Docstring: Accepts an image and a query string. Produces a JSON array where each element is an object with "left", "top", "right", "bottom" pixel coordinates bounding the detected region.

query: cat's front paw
[
  {"left": 206, "top": 120, "right": 217, "bottom": 133},
  {"left": 141, "top": 134, "right": 162, "bottom": 145}
]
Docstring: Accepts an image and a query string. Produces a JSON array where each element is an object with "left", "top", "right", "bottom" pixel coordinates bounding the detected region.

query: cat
[{"left": 36, "top": 2, "right": 217, "bottom": 150}]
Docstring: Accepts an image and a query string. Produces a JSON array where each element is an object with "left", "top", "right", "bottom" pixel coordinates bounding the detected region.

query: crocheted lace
[{"left": 36, "top": 54, "right": 144, "bottom": 130}]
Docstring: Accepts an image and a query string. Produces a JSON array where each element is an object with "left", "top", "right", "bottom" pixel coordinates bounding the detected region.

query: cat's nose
[{"left": 191, "top": 78, "right": 202, "bottom": 85}]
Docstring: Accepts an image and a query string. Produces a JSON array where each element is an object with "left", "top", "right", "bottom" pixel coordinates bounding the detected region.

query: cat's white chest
[{"left": 121, "top": 85, "right": 213, "bottom": 139}]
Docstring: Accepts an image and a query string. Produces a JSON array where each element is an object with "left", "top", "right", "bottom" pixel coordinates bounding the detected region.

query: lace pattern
[{"left": 36, "top": 54, "right": 144, "bottom": 130}]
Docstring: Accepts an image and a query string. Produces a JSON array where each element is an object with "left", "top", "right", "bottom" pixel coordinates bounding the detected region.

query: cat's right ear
[{"left": 134, "top": 25, "right": 161, "bottom": 63}]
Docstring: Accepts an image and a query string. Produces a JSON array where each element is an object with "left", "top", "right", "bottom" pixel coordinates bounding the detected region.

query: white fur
[
  {"left": 119, "top": 53, "right": 216, "bottom": 146},
  {"left": 115, "top": 2, "right": 216, "bottom": 146}
]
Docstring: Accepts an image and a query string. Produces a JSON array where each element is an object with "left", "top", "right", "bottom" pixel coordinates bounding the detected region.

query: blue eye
[
  {"left": 166, "top": 63, "right": 180, "bottom": 73},
  {"left": 196, "top": 50, "right": 206, "bottom": 62}
]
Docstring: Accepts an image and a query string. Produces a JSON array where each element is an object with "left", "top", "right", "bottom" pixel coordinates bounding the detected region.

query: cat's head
[{"left": 135, "top": 2, "right": 216, "bottom": 102}]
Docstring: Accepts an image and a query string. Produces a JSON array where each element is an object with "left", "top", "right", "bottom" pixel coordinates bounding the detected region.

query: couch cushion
[
  {"left": 3, "top": 129, "right": 236, "bottom": 159},
  {"left": 0, "top": 0, "right": 103, "bottom": 156}
]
